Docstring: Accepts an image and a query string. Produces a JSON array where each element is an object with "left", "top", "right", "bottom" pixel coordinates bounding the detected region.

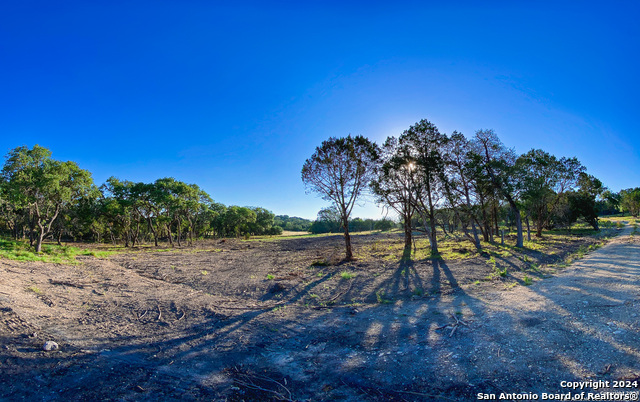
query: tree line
[
  {"left": 308, "top": 206, "right": 395, "bottom": 234},
  {"left": 0, "top": 145, "right": 285, "bottom": 252},
  {"left": 302, "top": 119, "right": 633, "bottom": 261}
]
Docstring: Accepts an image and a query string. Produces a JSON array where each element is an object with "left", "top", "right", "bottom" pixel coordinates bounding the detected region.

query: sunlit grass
[
  {"left": 600, "top": 214, "right": 633, "bottom": 223},
  {"left": 0, "top": 237, "right": 117, "bottom": 264}
]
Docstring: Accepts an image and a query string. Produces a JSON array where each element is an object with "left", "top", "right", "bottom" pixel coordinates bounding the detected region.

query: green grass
[
  {"left": 523, "top": 275, "right": 533, "bottom": 286},
  {"left": 80, "top": 249, "right": 115, "bottom": 258},
  {"left": 339, "top": 271, "right": 355, "bottom": 280},
  {"left": 266, "top": 274, "right": 275, "bottom": 280},
  {"left": 25, "top": 285, "right": 42, "bottom": 294},
  {"left": 0, "top": 238, "right": 119, "bottom": 264},
  {"left": 376, "top": 290, "right": 393, "bottom": 304},
  {"left": 0, "top": 238, "right": 82, "bottom": 264}
]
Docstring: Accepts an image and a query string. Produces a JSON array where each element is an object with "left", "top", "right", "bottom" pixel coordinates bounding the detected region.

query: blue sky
[{"left": 1, "top": 1, "right": 638, "bottom": 220}]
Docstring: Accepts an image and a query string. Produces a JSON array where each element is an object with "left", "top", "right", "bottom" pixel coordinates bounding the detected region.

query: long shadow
[{"left": 5, "top": 230, "right": 638, "bottom": 401}]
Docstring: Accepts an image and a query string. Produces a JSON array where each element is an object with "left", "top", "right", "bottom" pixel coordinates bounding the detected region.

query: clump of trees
[
  {"left": 303, "top": 119, "right": 618, "bottom": 260},
  {"left": 0, "top": 145, "right": 284, "bottom": 251},
  {"left": 619, "top": 188, "right": 640, "bottom": 217},
  {"left": 308, "top": 206, "right": 396, "bottom": 234},
  {"left": 273, "top": 215, "right": 313, "bottom": 232}
]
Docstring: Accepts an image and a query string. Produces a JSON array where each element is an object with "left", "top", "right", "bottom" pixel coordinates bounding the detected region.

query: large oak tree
[{"left": 1, "top": 145, "right": 94, "bottom": 253}]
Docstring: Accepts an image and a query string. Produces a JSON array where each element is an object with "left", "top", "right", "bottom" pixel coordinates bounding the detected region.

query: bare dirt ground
[{"left": 0, "top": 226, "right": 638, "bottom": 401}]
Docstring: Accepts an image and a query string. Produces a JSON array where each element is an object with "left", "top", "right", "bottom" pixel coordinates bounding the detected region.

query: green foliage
[
  {"left": 309, "top": 206, "right": 342, "bottom": 234},
  {"left": 1, "top": 145, "right": 95, "bottom": 252},
  {"left": 26, "top": 285, "right": 42, "bottom": 294},
  {"left": 517, "top": 149, "right": 585, "bottom": 236},
  {"left": 620, "top": 188, "right": 640, "bottom": 217},
  {"left": 376, "top": 290, "right": 393, "bottom": 304},
  {"left": 273, "top": 215, "right": 312, "bottom": 232},
  {"left": 339, "top": 271, "right": 355, "bottom": 279},
  {"left": 310, "top": 210, "right": 395, "bottom": 234}
]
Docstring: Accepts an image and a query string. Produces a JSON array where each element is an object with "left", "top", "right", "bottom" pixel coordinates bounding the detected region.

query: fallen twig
[
  {"left": 435, "top": 313, "right": 470, "bottom": 337},
  {"left": 233, "top": 378, "right": 293, "bottom": 401},
  {"left": 328, "top": 280, "right": 355, "bottom": 303},
  {"left": 137, "top": 310, "right": 147, "bottom": 320},
  {"left": 157, "top": 305, "right": 162, "bottom": 321},
  {"left": 49, "top": 279, "right": 89, "bottom": 289},
  {"left": 231, "top": 367, "right": 293, "bottom": 401}
]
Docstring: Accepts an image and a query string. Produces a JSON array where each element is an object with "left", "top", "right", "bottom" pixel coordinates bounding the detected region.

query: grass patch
[
  {"left": 25, "top": 285, "right": 42, "bottom": 294},
  {"left": 266, "top": 274, "right": 275, "bottom": 280},
  {"left": 523, "top": 275, "right": 533, "bottom": 286},
  {"left": 80, "top": 249, "right": 115, "bottom": 258},
  {"left": 376, "top": 290, "right": 393, "bottom": 304},
  {"left": 339, "top": 271, "right": 355, "bottom": 280},
  {"left": 0, "top": 238, "right": 82, "bottom": 265}
]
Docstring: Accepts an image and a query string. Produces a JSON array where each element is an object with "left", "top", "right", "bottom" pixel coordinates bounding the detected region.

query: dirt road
[{"left": 0, "top": 227, "right": 638, "bottom": 401}]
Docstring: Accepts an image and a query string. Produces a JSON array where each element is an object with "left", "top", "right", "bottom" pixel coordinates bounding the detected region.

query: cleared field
[{"left": 0, "top": 224, "right": 635, "bottom": 401}]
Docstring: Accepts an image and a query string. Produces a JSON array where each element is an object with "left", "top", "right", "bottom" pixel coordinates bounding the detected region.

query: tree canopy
[{"left": 302, "top": 135, "right": 379, "bottom": 260}]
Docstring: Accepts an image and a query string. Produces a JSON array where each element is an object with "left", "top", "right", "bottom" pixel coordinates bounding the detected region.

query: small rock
[{"left": 43, "top": 341, "right": 59, "bottom": 351}]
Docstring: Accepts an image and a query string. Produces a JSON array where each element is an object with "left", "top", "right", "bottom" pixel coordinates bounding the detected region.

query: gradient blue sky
[{"left": 1, "top": 1, "right": 638, "bottom": 220}]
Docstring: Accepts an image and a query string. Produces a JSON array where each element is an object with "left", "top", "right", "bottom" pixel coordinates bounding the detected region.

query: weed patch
[{"left": 339, "top": 271, "right": 355, "bottom": 280}]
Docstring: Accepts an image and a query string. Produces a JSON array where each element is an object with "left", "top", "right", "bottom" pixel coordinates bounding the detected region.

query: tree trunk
[
  {"left": 536, "top": 214, "right": 544, "bottom": 237},
  {"left": 470, "top": 220, "right": 482, "bottom": 252},
  {"left": 493, "top": 202, "right": 499, "bottom": 238},
  {"left": 403, "top": 216, "right": 412, "bottom": 252},
  {"left": 35, "top": 231, "right": 45, "bottom": 253},
  {"left": 508, "top": 202, "right": 524, "bottom": 247},
  {"left": 479, "top": 197, "right": 490, "bottom": 242},
  {"left": 420, "top": 215, "right": 439, "bottom": 256},
  {"left": 147, "top": 217, "right": 158, "bottom": 247},
  {"left": 188, "top": 217, "right": 194, "bottom": 246},
  {"left": 426, "top": 187, "right": 439, "bottom": 255},
  {"left": 430, "top": 220, "right": 438, "bottom": 255},
  {"left": 342, "top": 213, "right": 353, "bottom": 261},
  {"left": 166, "top": 224, "right": 174, "bottom": 247},
  {"left": 176, "top": 219, "right": 182, "bottom": 247}
]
